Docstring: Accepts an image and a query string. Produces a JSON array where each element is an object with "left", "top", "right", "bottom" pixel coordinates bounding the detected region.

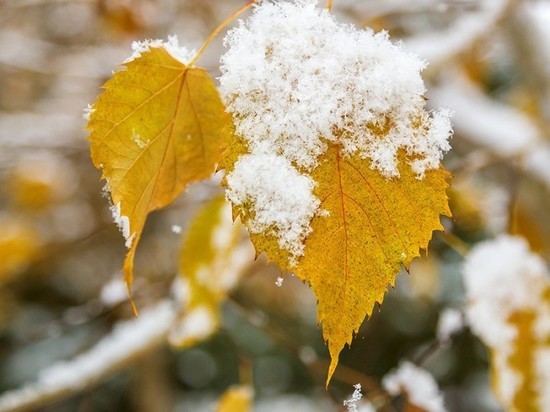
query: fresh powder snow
[{"left": 127, "top": 35, "right": 195, "bottom": 65}]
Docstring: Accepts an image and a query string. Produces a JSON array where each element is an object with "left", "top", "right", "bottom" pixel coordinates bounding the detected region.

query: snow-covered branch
[
  {"left": 406, "top": 0, "right": 512, "bottom": 72},
  {"left": 430, "top": 72, "right": 550, "bottom": 189},
  {"left": 0, "top": 301, "right": 176, "bottom": 412}
]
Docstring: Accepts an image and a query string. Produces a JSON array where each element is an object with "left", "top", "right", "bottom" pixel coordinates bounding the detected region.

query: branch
[
  {"left": 0, "top": 300, "right": 176, "bottom": 412},
  {"left": 430, "top": 71, "right": 550, "bottom": 190},
  {"left": 406, "top": 0, "right": 514, "bottom": 74}
]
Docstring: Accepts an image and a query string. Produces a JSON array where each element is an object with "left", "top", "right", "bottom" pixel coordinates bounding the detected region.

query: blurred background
[{"left": 1, "top": 0, "right": 550, "bottom": 411}]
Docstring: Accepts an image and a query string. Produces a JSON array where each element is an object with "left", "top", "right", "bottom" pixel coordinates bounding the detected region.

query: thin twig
[{"left": 189, "top": 0, "right": 258, "bottom": 67}]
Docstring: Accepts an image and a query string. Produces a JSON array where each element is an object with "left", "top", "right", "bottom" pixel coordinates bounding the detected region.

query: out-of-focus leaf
[
  {"left": 0, "top": 216, "right": 41, "bottom": 283},
  {"left": 168, "top": 196, "right": 254, "bottom": 348},
  {"left": 216, "top": 385, "right": 253, "bottom": 412}
]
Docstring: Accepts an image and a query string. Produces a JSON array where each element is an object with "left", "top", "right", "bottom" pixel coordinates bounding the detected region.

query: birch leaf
[
  {"left": 87, "top": 45, "right": 231, "bottom": 294},
  {"left": 297, "top": 144, "right": 450, "bottom": 384},
  {"left": 222, "top": 142, "right": 450, "bottom": 385}
]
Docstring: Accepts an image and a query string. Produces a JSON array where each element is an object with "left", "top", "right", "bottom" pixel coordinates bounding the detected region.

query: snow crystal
[
  {"left": 109, "top": 202, "right": 133, "bottom": 248},
  {"left": 171, "top": 225, "right": 182, "bottom": 234},
  {"left": 220, "top": 0, "right": 451, "bottom": 178},
  {"left": 82, "top": 104, "right": 95, "bottom": 121},
  {"left": 437, "top": 308, "right": 464, "bottom": 342},
  {"left": 225, "top": 151, "right": 320, "bottom": 262},
  {"left": 275, "top": 276, "right": 284, "bottom": 287},
  {"left": 382, "top": 361, "right": 446, "bottom": 412},
  {"left": 127, "top": 35, "right": 195, "bottom": 65},
  {"left": 0, "top": 301, "right": 175, "bottom": 411},
  {"left": 343, "top": 383, "right": 363, "bottom": 412}
]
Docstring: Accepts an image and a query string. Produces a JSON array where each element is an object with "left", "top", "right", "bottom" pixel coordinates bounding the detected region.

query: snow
[
  {"left": 127, "top": 35, "right": 195, "bottom": 65},
  {"left": 357, "top": 403, "right": 376, "bottom": 412},
  {"left": 99, "top": 276, "right": 127, "bottom": 307},
  {"left": 168, "top": 305, "right": 217, "bottom": 347},
  {"left": 225, "top": 152, "right": 320, "bottom": 263},
  {"left": 463, "top": 236, "right": 547, "bottom": 347},
  {"left": 0, "top": 301, "right": 175, "bottom": 411},
  {"left": 406, "top": 0, "right": 508, "bottom": 69},
  {"left": 82, "top": 104, "right": 94, "bottom": 121},
  {"left": 171, "top": 225, "right": 182, "bottom": 234},
  {"left": 382, "top": 361, "right": 446, "bottom": 412},
  {"left": 211, "top": 202, "right": 235, "bottom": 251},
  {"left": 221, "top": 0, "right": 452, "bottom": 266},
  {"left": 463, "top": 235, "right": 550, "bottom": 407},
  {"left": 430, "top": 74, "right": 550, "bottom": 190},
  {"left": 523, "top": 1, "right": 550, "bottom": 80},
  {"left": 437, "top": 308, "right": 464, "bottom": 342},
  {"left": 343, "top": 383, "right": 363, "bottom": 412},
  {"left": 431, "top": 75, "right": 538, "bottom": 157},
  {"left": 109, "top": 202, "right": 133, "bottom": 248},
  {"left": 208, "top": 201, "right": 255, "bottom": 291},
  {"left": 275, "top": 277, "right": 284, "bottom": 287},
  {"left": 220, "top": 0, "right": 452, "bottom": 178}
]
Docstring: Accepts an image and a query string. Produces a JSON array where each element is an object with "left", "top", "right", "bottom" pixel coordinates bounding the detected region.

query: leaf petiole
[{"left": 189, "top": 0, "right": 258, "bottom": 67}]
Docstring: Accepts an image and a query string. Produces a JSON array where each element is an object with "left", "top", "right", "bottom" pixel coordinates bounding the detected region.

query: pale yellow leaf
[{"left": 169, "top": 196, "right": 254, "bottom": 348}]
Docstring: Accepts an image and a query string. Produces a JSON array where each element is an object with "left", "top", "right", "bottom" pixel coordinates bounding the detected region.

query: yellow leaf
[
  {"left": 169, "top": 196, "right": 254, "bottom": 348},
  {"left": 298, "top": 144, "right": 450, "bottom": 385},
  {"left": 488, "top": 293, "right": 550, "bottom": 412},
  {"left": 216, "top": 385, "right": 253, "bottom": 412},
  {"left": 86, "top": 45, "right": 231, "bottom": 296},
  {"left": 222, "top": 142, "right": 450, "bottom": 385}
]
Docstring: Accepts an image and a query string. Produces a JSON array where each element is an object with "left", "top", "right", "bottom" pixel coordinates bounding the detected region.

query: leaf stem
[
  {"left": 189, "top": 0, "right": 258, "bottom": 67},
  {"left": 327, "top": 0, "right": 333, "bottom": 11}
]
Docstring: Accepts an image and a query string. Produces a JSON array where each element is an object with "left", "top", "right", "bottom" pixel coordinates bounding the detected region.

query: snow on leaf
[
  {"left": 463, "top": 235, "right": 550, "bottom": 411},
  {"left": 169, "top": 196, "right": 254, "bottom": 348},
  {"left": 219, "top": 0, "right": 452, "bottom": 385},
  {"left": 86, "top": 40, "right": 231, "bottom": 297}
]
